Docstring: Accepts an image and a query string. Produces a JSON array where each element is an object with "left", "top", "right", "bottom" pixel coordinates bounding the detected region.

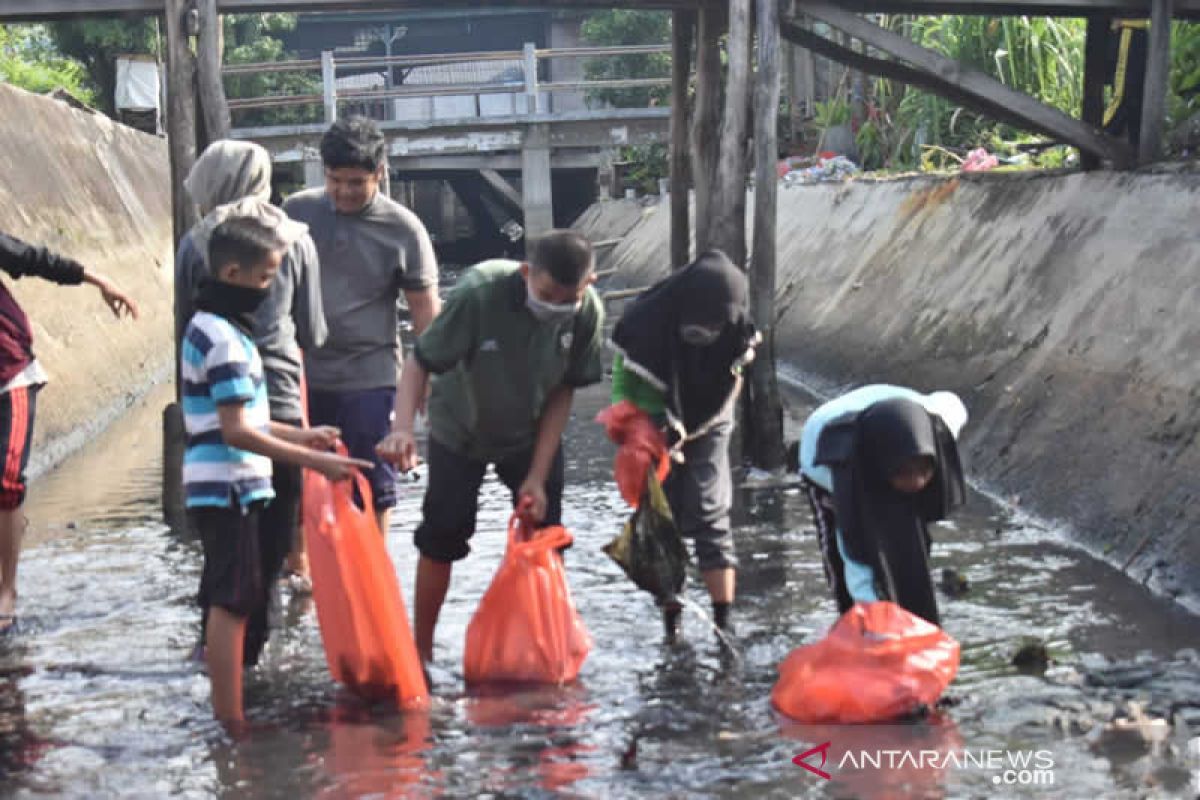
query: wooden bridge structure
[{"left": 1, "top": 0, "right": 1190, "bottom": 475}]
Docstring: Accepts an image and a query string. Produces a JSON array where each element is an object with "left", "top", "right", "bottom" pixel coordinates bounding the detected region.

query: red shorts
[{"left": 0, "top": 385, "right": 37, "bottom": 511}]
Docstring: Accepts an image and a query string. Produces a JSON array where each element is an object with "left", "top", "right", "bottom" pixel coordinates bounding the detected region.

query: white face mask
[
  {"left": 679, "top": 323, "right": 723, "bottom": 347},
  {"left": 525, "top": 285, "right": 580, "bottom": 324}
]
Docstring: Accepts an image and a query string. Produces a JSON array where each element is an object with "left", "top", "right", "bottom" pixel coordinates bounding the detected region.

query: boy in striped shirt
[{"left": 181, "top": 200, "right": 369, "bottom": 726}]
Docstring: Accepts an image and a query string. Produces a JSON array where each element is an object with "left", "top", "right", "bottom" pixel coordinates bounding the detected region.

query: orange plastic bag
[
  {"left": 303, "top": 457, "right": 428, "bottom": 708},
  {"left": 596, "top": 400, "right": 670, "bottom": 508},
  {"left": 771, "top": 601, "right": 959, "bottom": 724},
  {"left": 464, "top": 515, "right": 592, "bottom": 685}
]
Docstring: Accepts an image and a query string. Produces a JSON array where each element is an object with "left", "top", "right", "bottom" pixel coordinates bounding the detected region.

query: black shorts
[
  {"left": 190, "top": 500, "right": 280, "bottom": 665},
  {"left": 413, "top": 437, "right": 565, "bottom": 563},
  {"left": 0, "top": 385, "right": 38, "bottom": 511}
]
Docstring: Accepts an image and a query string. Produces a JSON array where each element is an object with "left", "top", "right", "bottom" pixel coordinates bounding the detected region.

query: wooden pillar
[
  {"left": 709, "top": 0, "right": 752, "bottom": 268},
  {"left": 670, "top": 10, "right": 696, "bottom": 269},
  {"left": 1081, "top": 15, "right": 1111, "bottom": 171},
  {"left": 691, "top": 5, "right": 724, "bottom": 252},
  {"left": 165, "top": 0, "right": 198, "bottom": 247},
  {"left": 195, "top": 0, "right": 229, "bottom": 146},
  {"left": 746, "top": 0, "right": 785, "bottom": 470},
  {"left": 1139, "top": 0, "right": 1174, "bottom": 164},
  {"left": 164, "top": 0, "right": 198, "bottom": 535}
]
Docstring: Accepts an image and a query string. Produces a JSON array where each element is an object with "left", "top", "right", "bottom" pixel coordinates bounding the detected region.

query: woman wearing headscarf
[
  {"left": 175, "top": 140, "right": 327, "bottom": 662},
  {"left": 606, "top": 250, "right": 760, "bottom": 641},
  {"left": 798, "top": 385, "right": 968, "bottom": 625}
]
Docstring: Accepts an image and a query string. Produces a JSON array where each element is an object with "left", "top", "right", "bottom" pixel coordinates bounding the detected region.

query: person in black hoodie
[
  {"left": 606, "top": 250, "right": 760, "bottom": 640},
  {"left": 0, "top": 231, "right": 139, "bottom": 635},
  {"left": 798, "top": 385, "right": 969, "bottom": 626}
]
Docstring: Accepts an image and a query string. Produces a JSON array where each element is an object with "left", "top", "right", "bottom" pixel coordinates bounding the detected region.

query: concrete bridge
[{"left": 221, "top": 43, "right": 672, "bottom": 253}]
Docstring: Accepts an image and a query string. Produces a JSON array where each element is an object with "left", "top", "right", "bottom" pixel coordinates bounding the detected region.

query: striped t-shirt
[{"left": 181, "top": 311, "right": 275, "bottom": 509}]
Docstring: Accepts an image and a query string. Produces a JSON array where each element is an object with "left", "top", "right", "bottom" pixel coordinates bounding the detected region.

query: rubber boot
[
  {"left": 662, "top": 600, "right": 683, "bottom": 644},
  {"left": 713, "top": 602, "right": 732, "bottom": 633}
]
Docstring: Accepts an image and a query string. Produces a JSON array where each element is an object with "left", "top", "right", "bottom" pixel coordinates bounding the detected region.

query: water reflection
[{"left": 780, "top": 715, "right": 965, "bottom": 800}]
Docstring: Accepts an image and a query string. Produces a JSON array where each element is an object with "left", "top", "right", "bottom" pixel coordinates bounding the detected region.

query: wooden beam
[
  {"left": 783, "top": 20, "right": 1051, "bottom": 131},
  {"left": 793, "top": 0, "right": 1134, "bottom": 167},
  {"left": 1080, "top": 15, "right": 1111, "bottom": 170},
  {"left": 1139, "top": 0, "right": 1174, "bottom": 163},
  {"left": 670, "top": 9, "right": 695, "bottom": 269},
  {"left": 747, "top": 0, "right": 785, "bottom": 470},
  {"left": 196, "top": 0, "right": 231, "bottom": 145},
  {"left": 478, "top": 169, "right": 524, "bottom": 217},
  {"left": 11, "top": 0, "right": 1200, "bottom": 23},
  {"left": 711, "top": 0, "right": 752, "bottom": 267},
  {"left": 0, "top": 0, "right": 715, "bottom": 21},
  {"left": 691, "top": 5, "right": 724, "bottom": 253}
]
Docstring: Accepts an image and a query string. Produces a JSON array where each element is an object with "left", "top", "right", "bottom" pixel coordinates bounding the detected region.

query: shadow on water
[{"left": 0, "top": 380, "right": 1198, "bottom": 797}]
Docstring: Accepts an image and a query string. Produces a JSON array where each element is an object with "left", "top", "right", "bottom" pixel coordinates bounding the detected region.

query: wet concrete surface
[{"left": 0, "top": 378, "right": 1198, "bottom": 799}]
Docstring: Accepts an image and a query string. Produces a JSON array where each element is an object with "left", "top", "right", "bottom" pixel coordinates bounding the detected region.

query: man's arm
[
  {"left": 517, "top": 384, "right": 575, "bottom": 523},
  {"left": 291, "top": 235, "right": 328, "bottom": 351},
  {"left": 1, "top": 232, "right": 137, "bottom": 318},
  {"left": 0, "top": 231, "right": 85, "bottom": 284},
  {"left": 403, "top": 286, "right": 440, "bottom": 336},
  {"left": 376, "top": 354, "right": 429, "bottom": 472},
  {"left": 219, "top": 404, "right": 370, "bottom": 480}
]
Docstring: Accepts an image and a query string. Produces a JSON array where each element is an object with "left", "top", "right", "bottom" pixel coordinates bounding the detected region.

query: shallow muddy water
[{"left": 1, "top": 377, "right": 1198, "bottom": 799}]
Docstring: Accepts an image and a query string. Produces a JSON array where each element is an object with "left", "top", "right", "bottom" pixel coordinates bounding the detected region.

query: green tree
[
  {"left": 0, "top": 24, "right": 94, "bottom": 103},
  {"left": 223, "top": 13, "right": 322, "bottom": 128},
  {"left": 47, "top": 19, "right": 158, "bottom": 116},
  {"left": 580, "top": 10, "right": 671, "bottom": 109}
]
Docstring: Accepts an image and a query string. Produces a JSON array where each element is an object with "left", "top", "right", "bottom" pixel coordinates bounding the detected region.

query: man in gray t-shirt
[{"left": 284, "top": 116, "right": 440, "bottom": 534}]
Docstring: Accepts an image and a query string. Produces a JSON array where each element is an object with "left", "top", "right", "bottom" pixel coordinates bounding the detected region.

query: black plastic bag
[{"left": 603, "top": 471, "right": 687, "bottom": 602}]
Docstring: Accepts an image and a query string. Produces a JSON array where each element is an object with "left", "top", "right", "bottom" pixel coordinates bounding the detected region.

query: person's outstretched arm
[{"left": 0, "top": 232, "right": 138, "bottom": 319}]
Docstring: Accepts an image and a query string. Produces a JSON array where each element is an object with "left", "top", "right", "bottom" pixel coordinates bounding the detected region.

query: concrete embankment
[
  {"left": 576, "top": 167, "right": 1200, "bottom": 611},
  {"left": 0, "top": 83, "right": 174, "bottom": 477}
]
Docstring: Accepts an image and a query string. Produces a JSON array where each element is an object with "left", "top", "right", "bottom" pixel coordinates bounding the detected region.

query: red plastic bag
[
  {"left": 303, "top": 456, "right": 428, "bottom": 708},
  {"left": 771, "top": 601, "right": 959, "bottom": 724},
  {"left": 596, "top": 400, "right": 670, "bottom": 508},
  {"left": 464, "top": 515, "right": 592, "bottom": 685}
]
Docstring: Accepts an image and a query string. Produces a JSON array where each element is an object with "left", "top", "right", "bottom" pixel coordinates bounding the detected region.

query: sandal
[
  {"left": 0, "top": 613, "right": 18, "bottom": 637},
  {"left": 285, "top": 570, "right": 313, "bottom": 596}
]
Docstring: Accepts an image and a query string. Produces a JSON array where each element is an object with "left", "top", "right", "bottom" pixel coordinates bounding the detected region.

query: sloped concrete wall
[
  {"left": 0, "top": 83, "right": 173, "bottom": 476},
  {"left": 578, "top": 167, "right": 1200, "bottom": 610}
]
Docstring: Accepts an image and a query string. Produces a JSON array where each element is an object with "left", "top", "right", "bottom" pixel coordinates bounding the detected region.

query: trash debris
[
  {"left": 780, "top": 154, "right": 860, "bottom": 186},
  {"left": 961, "top": 147, "right": 999, "bottom": 172},
  {"left": 603, "top": 471, "right": 688, "bottom": 605}
]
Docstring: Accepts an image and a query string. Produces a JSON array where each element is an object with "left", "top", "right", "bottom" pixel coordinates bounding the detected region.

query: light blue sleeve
[{"left": 837, "top": 528, "right": 879, "bottom": 603}]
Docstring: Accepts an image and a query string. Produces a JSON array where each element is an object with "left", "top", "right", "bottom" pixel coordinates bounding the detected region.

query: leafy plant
[
  {"left": 46, "top": 18, "right": 158, "bottom": 115},
  {"left": 580, "top": 10, "right": 671, "bottom": 109},
  {"left": 222, "top": 14, "right": 322, "bottom": 127},
  {"left": 813, "top": 97, "right": 851, "bottom": 128},
  {"left": 621, "top": 143, "right": 668, "bottom": 195},
  {"left": 0, "top": 24, "right": 94, "bottom": 103}
]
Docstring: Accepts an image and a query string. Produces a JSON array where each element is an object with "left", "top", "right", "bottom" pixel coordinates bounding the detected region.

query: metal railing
[{"left": 223, "top": 42, "right": 672, "bottom": 121}]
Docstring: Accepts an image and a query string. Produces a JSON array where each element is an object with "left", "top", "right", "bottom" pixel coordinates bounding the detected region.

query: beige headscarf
[
  {"left": 184, "top": 139, "right": 272, "bottom": 216},
  {"left": 192, "top": 197, "right": 308, "bottom": 267}
]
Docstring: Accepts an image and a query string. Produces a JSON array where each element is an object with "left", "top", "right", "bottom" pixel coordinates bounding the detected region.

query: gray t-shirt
[
  {"left": 282, "top": 189, "right": 438, "bottom": 392},
  {"left": 175, "top": 230, "right": 327, "bottom": 422}
]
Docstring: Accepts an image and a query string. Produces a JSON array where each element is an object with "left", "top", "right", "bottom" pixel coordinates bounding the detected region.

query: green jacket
[{"left": 414, "top": 259, "right": 604, "bottom": 461}]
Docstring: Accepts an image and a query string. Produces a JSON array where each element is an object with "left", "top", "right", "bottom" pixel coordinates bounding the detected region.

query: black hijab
[
  {"left": 611, "top": 250, "right": 757, "bottom": 432},
  {"left": 814, "top": 398, "right": 966, "bottom": 625}
]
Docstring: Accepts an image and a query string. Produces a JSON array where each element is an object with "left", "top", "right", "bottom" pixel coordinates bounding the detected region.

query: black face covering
[
  {"left": 814, "top": 398, "right": 967, "bottom": 625},
  {"left": 194, "top": 278, "right": 268, "bottom": 336},
  {"left": 611, "top": 250, "right": 757, "bottom": 431}
]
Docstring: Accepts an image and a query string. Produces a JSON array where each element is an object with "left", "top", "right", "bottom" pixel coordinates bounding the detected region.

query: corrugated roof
[{"left": 399, "top": 59, "right": 524, "bottom": 85}]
